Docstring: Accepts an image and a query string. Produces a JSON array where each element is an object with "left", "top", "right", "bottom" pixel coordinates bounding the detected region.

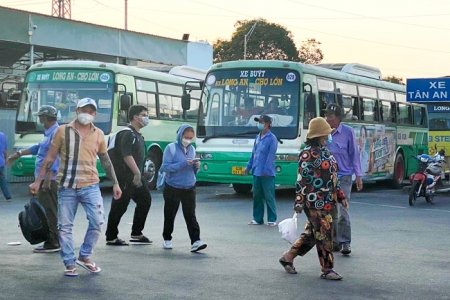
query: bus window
[
  {"left": 398, "top": 103, "right": 412, "bottom": 125},
  {"left": 319, "top": 92, "right": 334, "bottom": 117},
  {"left": 413, "top": 105, "right": 426, "bottom": 127},
  {"left": 362, "top": 98, "right": 376, "bottom": 122},
  {"left": 340, "top": 94, "right": 358, "bottom": 121}
]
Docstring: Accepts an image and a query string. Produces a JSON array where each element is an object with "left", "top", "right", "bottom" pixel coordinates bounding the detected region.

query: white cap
[{"left": 77, "top": 98, "right": 97, "bottom": 110}]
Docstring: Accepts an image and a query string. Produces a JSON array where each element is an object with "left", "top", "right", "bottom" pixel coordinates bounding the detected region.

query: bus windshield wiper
[{"left": 202, "top": 130, "right": 259, "bottom": 143}]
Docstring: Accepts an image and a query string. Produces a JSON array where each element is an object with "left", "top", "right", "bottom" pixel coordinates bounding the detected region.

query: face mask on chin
[
  {"left": 182, "top": 138, "right": 192, "bottom": 147},
  {"left": 77, "top": 113, "right": 94, "bottom": 125}
]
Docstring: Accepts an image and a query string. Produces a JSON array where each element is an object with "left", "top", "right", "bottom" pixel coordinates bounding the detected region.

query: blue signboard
[{"left": 406, "top": 78, "right": 450, "bottom": 102}]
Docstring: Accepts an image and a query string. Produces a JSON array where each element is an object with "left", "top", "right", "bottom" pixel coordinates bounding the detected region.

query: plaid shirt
[{"left": 51, "top": 121, "right": 106, "bottom": 188}]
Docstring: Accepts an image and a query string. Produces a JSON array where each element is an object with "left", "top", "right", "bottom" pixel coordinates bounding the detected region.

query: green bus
[
  {"left": 12, "top": 61, "right": 204, "bottom": 189},
  {"left": 191, "top": 61, "right": 428, "bottom": 193}
]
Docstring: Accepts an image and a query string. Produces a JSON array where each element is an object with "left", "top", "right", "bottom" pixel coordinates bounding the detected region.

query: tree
[
  {"left": 383, "top": 75, "right": 405, "bottom": 85},
  {"left": 214, "top": 19, "right": 300, "bottom": 63},
  {"left": 298, "top": 38, "right": 324, "bottom": 64}
]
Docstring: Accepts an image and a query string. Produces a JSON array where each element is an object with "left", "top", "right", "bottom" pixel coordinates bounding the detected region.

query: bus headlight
[
  {"left": 276, "top": 154, "right": 298, "bottom": 161},
  {"left": 199, "top": 153, "right": 212, "bottom": 160},
  {"left": 203, "top": 163, "right": 208, "bottom": 171},
  {"left": 276, "top": 166, "right": 282, "bottom": 173}
]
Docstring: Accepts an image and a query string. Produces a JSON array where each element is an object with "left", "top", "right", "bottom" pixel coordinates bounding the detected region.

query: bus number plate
[{"left": 232, "top": 166, "right": 245, "bottom": 175}]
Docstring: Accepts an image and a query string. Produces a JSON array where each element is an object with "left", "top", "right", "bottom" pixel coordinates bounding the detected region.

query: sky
[{"left": 1, "top": 0, "right": 450, "bottom": 81}]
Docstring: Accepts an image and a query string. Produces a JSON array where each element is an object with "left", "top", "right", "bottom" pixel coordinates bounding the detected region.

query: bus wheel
[
  {"left": 232, "top": 183, "right": 252, "bottom": 194},
  {"left": 143, "top": 151, "right": 159, "bottom": 190},
  {"left": 392, "top": 153, "right": 404, "bottom": 189}
]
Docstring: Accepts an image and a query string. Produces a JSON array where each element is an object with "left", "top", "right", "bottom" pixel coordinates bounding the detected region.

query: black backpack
[{"left": 18, "top": 197, "right": 50, "bottom": 245}]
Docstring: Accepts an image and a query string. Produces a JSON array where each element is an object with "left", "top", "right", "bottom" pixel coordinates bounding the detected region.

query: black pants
[
  {"left": 105, "top": 178, "right": 152, "bottom": 240},
  {"left": 162, "top": 184, "right": 200, "bottom": 244},
  {"left": 38, "top": 180, "right": 59, "bottom": 249}
]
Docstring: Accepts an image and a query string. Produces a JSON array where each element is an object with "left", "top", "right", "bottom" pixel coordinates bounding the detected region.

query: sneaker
[
  {"left": 163, "top": 240, "right": 173, "bottom": 249},
  {"left": 267, "top": 222, "right": 277, "bottom": 227},
  {"left": 33, "top": 245, "right": 60, "bottom": 253},
  {"left": 130, "top": 235, "right": 153, "bottom": 244},
  {"left": 6, "top": 197, "right": 11, "bottom": 202},
  {"left": 190, "top": 240, "right": 207, "bottom": 252},
  {"left": 341, "top": 244, "right": 351, "bottom": 255}
]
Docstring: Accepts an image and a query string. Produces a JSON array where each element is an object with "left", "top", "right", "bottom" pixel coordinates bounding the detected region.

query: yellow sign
[{"left": 232, "top": 166, "right": 246, "bottom": 175}]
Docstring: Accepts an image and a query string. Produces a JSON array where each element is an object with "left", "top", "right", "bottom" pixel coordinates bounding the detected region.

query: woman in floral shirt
[{"left": 279, "top": 117, "right": 348, "bottom": 280}]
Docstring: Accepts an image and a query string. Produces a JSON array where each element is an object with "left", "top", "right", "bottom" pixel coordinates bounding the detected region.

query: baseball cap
[
  {"left": 323, "top": 103, "right": 342, "bottom": 118},
  {"left": 254, "top": 114, "right": 272, "bottom": 123},
  {"left": 77, "top": 98, "right": 97, "bottom": 110}
]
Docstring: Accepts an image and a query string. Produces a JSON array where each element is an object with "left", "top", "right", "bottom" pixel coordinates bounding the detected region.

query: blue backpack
[
  {"left": 157, "top": 143, "right": 176, "bottom": 191},
  {"left": 18, "top": 197, "right": 49, "bottom": 245}
]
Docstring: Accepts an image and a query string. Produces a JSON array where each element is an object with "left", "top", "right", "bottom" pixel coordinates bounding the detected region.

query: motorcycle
[{"left": 408, "top": 150, "right": 445, "bottom": 206}]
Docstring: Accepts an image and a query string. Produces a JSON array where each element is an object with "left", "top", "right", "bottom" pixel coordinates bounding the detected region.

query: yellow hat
[{"left": 306, "top": 117, "right": 332, "bottom": 139}]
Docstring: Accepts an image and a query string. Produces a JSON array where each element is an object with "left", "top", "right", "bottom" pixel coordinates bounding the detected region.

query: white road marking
[{"left": 351, "top": 201, "right": 450, "bottom": 212}]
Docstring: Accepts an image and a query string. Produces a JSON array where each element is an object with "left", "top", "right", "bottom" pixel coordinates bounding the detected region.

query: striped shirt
[{"left": 51, "top": 120, "right": 106, "bottom": 188}]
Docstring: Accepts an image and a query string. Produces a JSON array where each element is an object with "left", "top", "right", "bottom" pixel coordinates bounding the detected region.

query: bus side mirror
[
  {"left": 120, "top": 94, "right": 131, "bottom": 111},
  {"left": 182, "top": 93, "right": 191, "bottom": 110}
]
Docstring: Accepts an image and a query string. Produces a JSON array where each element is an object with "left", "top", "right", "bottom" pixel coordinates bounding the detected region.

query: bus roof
[
  {"left": 27, "top": 60, "right": 205, "bottom": 84},
  {"left": 208, "top": 60, "right": 404, "bottom": 92}
]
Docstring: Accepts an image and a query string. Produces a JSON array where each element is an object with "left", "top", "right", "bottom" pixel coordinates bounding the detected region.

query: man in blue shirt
[
  {"left": 8, "top": 105, "right": 60, "bottom": 253},
  {"left": 245, "top": 115, "right": 279, "bottom": 226},
  {"left": 0, "top": 130, "right": 12, "bottom": 201},
  {"left": 324, "top": 103, "right": 363, "bottom": 256}
]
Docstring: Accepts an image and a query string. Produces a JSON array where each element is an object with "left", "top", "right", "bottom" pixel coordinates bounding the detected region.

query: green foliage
[
  {"left": 214, "top": 19, "right": 323, "bottom": 64},
  {"left": 383, "top": 75, "right": 405, "bottom": 85}
]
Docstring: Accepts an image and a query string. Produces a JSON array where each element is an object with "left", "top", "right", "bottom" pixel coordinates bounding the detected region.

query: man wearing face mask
[
  {"left": 244, "top": 115, "right": 278, "bottom": 226},
  {"left": 105, "top": 105, "right": 152, "bottom": 245},
  {"left": 7, "top": 105, "right": 60, "bottom": 253},
  {"left": 29, "top": 97, "right": 122, "bottom": 277}
]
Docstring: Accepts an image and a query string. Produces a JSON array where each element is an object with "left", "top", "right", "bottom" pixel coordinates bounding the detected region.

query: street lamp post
[
  {"left": 243, "top": 20, "right": 261, "bottom": 60},
  {"left": 28, "top": 15, "right": 37, "bottom": 66}
]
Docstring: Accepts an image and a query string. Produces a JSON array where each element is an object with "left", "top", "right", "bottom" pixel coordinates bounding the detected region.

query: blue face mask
[
  {"left": 257, "top": 123, "right": 265, "bottom": 131},
  {"left": 326, "top": 134, "right": 332, "bottom": 144}
]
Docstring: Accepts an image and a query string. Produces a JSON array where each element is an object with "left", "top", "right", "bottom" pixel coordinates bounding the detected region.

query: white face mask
[
  {"left": 136, "top": 115, "right": 149, "bottom": 127},
  {"left": 77, "top": 113, "right": 94, "bottom": 125},
  {"left": 182, "top": 138, "right": 192, "bottom": 147}
]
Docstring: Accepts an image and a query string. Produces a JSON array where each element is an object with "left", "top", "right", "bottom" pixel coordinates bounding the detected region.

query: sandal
[
  {"left": 76, "top": 259, "right": 101, "bottom": 273},
  {"left": 279, "top": 257, "right": 297, "bottom": 274},
  {"left": 64, "top": 267, "right": 78, "bottom": 277},
  {"left": 320, "top": 269, "right": 343, "bottom": 280},
  {"left": 248, "top": 220, "right": 263, "bottom": 225},
  {"left": 106, "top": 238, "right": 129, "bottom": 246}
]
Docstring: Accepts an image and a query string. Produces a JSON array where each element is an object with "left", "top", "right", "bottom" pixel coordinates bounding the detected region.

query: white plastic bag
[{"left": 278, "top": 212, "right": 298, "bottom": 245}]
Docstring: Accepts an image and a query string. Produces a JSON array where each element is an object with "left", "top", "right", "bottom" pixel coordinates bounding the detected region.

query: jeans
[
  {"left": 162, "top": 184, "right": 200, "bottom": 244},
  {"left": 38, "top": 181, "right": 59, "bottom": 249},
  {"left": 106, "top": 178, "right": 152, "bottom": 241},
  {"left": 0, "top": 166, "right": 12, "bottom": 199},
  {"left": 58, "top": 184, "right": 105, "bottom": 267},
  {"left": 252, "top": 176, "right": 277, "bottom": 224},
  {"left": 332, "top": 175, "right": 352, "bottom": 245}
]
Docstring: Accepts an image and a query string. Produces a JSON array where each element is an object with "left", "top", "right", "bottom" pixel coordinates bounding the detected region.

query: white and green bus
[
  {"left": 189, "top": 61, "right": 428, "bottom": 194},
  {"left": 12, "top": 61, "right": 204, "bottom": 189}
]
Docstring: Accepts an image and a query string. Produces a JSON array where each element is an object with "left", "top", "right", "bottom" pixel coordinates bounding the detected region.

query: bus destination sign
[
  {"left": 406, "top": 78, "right": 450, "bottom": 103},
  {"left": 27, "top": 70, "right": 113, "bottom": 84}
]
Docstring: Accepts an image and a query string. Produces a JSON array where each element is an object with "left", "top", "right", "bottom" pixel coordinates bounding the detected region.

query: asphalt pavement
[{"left": 1, "top": 182, "right": 450, "bottom": 300}]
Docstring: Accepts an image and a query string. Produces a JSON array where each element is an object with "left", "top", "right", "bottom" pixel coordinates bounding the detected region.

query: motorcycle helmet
[
  {"left": 37, "top": 105, "right": 57, "bottom": 118},
  {"left": 426, "top": 163, "right": 441, "bottom": 176}
]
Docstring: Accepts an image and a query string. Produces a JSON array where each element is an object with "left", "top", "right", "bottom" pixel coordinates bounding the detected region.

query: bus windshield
[
  {"left": 198, "top": 69, "right": 300, "bottom": 139},
  {"left": 428, "top": 105, "right": 450, "bottom": 131},
  {"left": 16, "top": 70, "right": 114, "bottom": 134}
]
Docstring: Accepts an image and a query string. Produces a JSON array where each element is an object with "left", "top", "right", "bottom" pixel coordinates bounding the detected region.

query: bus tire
[
  {"left": 232, "top": 183, "right": 252, "bottom": 194},
  {"left": 143, "top": 150, "right": 160, "bottom": 190},
  {"left": 392, "top": 152, "right": 405, "bottom": 189}
]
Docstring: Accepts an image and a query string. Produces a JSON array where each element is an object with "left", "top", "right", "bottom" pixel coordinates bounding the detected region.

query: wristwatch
[{"left": 16, "top": 150, "right": 22, "bottom": 157}]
